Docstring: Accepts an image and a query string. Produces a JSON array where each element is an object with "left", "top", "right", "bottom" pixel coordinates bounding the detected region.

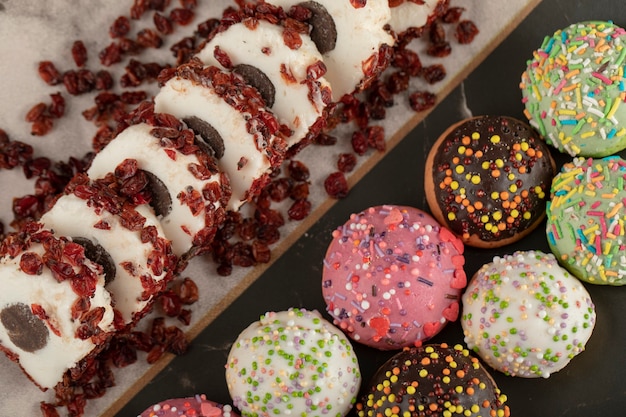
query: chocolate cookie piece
[
  {"left": 143, "top": 170, "right": 172, "bottom": 218},
  {"left": 301, "top": 1, "right": 337, "bottom": 54},
  {"left": 183, "top": 116, "right": 225, "bottom": 159},
  {"left": 72, "top": 237, "right": 116, "bottom": 284},
  {"left": 233, "top": 64, "right": 276, "bottom": 108},
  {"left": 1, "top": 303, "right": 48, "bottom": 353}
]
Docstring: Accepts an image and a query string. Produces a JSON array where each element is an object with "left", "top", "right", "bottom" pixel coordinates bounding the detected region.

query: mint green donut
[{"left": 521, "top": 21, "right": 626, "bottom": 157}]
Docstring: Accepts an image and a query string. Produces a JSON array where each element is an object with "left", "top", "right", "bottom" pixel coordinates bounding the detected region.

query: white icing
[
  {"left": 87, "top": 123, "right": 222, "bottom": 256},
  {"left": 226, "top": 308, "right": 361, "bottom": 417},
  {"left": 0, "top": 240, "right": 114, "bottom": 389},
  {"left": 271, "top": 0, "right": 394, "bottom": 100},
  {"left": 196, "top": 20, "right": 331, "bottom": 146},
  {"left": 40, "top": 194, "right": 170, "bottom": 324},
  {"left": 461, "top": 250, "right": 596, "bottom": 378},
  {"left": 155, "top": 76, "right": 275, "bottom": 211},
  {"left": 389, "top": 0, "right": 440, "bottom": 34}
]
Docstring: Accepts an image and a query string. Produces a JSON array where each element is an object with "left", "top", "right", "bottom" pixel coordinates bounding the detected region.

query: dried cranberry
[
  {"left": 427, "top": 42, "right": 452, "bottom": 57},
  {"left": 290, "top": 182, "right": 309, "bottom": 200},
  {"left": 38, "top": 61, "right": 62, "bottom": 85},
  {"left": 251, "top": 240, "right": 271, "bottom": 263},
  {"left": 287, "top": 160, "right": 309, "bottom": 181},
  {"left": 99, "top": 42, "right": 123, "bottom": 66},
  {"left": 287, "top": 199, "right": 311, "bottom": 220},
  {"left": 409, "top": 91, "right": 437, "bottom": 112},
  {"left": 422, "top": 64, "right": 446, "bottom": 84},
  {"left": 72, "top": 40, "right": 88, "bottom": 67},
  {"left": 48, "top": 93, "right": 66, "bottom": 118},
  {"left": 154, "top": 12, "right": 174, "bottom": 34},
  {"left": 95, "top": 70, "right": 114, "bottom": 90},
  {"left": 136, "top": 29, "right": 163, "bottom": 49},
  {"left": 110, "top": 16, "right": 131, "bottom": 38},
  {"left": 314, "top": 133, "right": 337, "bottom": 146},
  {"left": 25, "top": 103, "right": 47, "bottom": 123},
  {"left": 169, "top": 8, "right": 195, "bottom": 25},
  {"left": 324, "top": 172, "right": 349, "bottom": 199},
  {"left": 337, "top": 153, "right": 357, "bottom": 173},
  {"left": 351, "top": 130, "right": 368, "bottom": 155},
  {"left": 443, "top": 7, "right": 465, "bottom": 23},
  {"left": 455, "top": 20, "right": 479, "bottom": 44}
]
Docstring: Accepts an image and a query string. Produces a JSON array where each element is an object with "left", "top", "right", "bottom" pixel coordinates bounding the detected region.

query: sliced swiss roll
[
  {"left": 196, "top": 19, "right": 332, "bottom": 149},
  {"left": 155, "top": 61, "right": 288, "bottom": 211},
  {"left": 0, "top": 223, "right": 115, "bottom": 390},
  {"left": 269, "top": 0, "right": 395, "bottom": 100},
  {"left": 40, "top": 191, "right": 175, "bottom": 326},
  {"left": 87, "top": 115, "right": 230, "bottom": 257}
]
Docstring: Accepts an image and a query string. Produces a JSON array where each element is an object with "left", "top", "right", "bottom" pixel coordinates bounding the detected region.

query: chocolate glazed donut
[{"left": 425, "top": 115, "right": 556, "bottom": 248}]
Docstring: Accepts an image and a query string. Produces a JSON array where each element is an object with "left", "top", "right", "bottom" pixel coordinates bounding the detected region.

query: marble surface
[{"left": 0, "top": 1, "right": 624, "bottom": 416}]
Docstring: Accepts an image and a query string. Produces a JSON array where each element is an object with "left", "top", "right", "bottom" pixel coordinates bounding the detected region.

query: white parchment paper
[{"left": 0, "top": 0, "right": 540, "bottom": 415}]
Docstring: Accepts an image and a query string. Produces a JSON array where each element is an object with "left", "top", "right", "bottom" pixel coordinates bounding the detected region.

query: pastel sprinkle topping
[
  {"left": 461, "top": 251, "right": 596, "bottom": 378},
  {"left": 521, "top": 21, "right": 626, "bottom": 157},
  {"left": 226, "top": 308, "right": 361, "bottom": 417},
  {"left": 546, "top": 156, "right": 626, "bottom": 285}
]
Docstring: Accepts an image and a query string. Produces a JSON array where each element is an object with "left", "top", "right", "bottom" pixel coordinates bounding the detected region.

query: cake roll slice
[
  {"left": 40, "top": 192, "right": 175, "bottom": 325},
  {"left": 196, "top": 19, "right": 332, "bottom": 148},
  {"left": 155, "top": 62, "right": 287, "bottom": 210},
  {"left": 87, "top": 121, "right": 229, "bottom": 256},
  {"left": 0, "top": 223, "right": 115, "bottom": 390},
  {"left": 270, "top": 0, "right": 395, "bottom": 100}
]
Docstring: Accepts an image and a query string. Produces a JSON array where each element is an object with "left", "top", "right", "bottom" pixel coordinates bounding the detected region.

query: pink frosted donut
[
  {"left": 140, "top": 395, "right": 239, "bottom": 417},
  {"left": 322, "top": 205, "right": 466, "bottom": 350}
]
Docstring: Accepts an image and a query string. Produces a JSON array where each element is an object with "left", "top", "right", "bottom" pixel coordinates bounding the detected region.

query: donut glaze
[
  {"left": 322, "top": 205, "right": 466, "bottom": 350},
  {"left": 425, "top": 115, "right": 556, "bottom": 248},
  {"left": 226, "top": 308, "right": 361, "bottom": 417},
  {"left": 355, "top": 343, "right": 511, "bottom": 417},
  {"left": 461, "top": 250, "right": 596, "bottom": 378},
  {"left": 546, "top": 156, "right": 626, "bottom": 285},
  {"left": 521, "top": 21, "right": 626, "bottom": 157}
]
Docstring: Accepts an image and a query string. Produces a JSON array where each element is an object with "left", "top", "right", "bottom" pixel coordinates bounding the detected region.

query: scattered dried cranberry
[
  {"left": 71, "top": 40, "right": 88, "bottom": 67},
  {"left": 455, "top": 20, "right": 479, "bottom": 44},
  {"left": 169, "top": 8, "right": 195, "bottom": 25},
  {"left": 110, "top": 15, "right": 131, "bottom": 38},
  {"left": 287, "top": 160, "right": 309, "bottom": 182},
  {"left": 324, "top": 172, "right": 349, "bottom": 199},
  {"left": 337, "top": 153, "right": 357, "bottom": 173},
  {"left": 422, "top": 64, "right": 446, "bottom": 84},
  {"left": 287, "top": 199, "right": 311, "bottom": 220},
  {"left": 38, "top": 61, "right": 62, "bottom": 85},
  {"left": 443, "top": 7, "right": 465, "bottom": 23},
  {"left": 409, "top": 91, "right": 437, "bottom": 112}
]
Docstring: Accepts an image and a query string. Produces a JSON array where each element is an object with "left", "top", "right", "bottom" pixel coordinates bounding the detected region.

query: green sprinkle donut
[
  {"left": 546, "top": 156, "right": 626, "bottom": 285},
  {"left": 521, "top": 21, "right": 626, "bottom": 157}
]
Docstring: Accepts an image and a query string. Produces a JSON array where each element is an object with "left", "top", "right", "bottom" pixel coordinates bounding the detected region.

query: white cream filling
[{"left": 389, "top": 0, "right": 440, "bottom": 34}]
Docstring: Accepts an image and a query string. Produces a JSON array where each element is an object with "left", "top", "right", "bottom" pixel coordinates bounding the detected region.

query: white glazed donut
[
  {"left": 461, "top": 250, "right": 596, "bottom": 378},
  {"left": 87, "top": 122, "right": 227, "bottom": 256},
  {"left": 270, "top": 0, "right": 394, "bottom": 100},
  {"left": 196, "top": 20, "right": 332, "bottom": 147},
  {"left": 226, "top": 308, "right": 362, "bottom": 417},
  {"left": 0, "top": 224, "right": 115, "bottom": 390},
  {"left": 155, "top": 64, "right": 287, "bottom": 210},
  {"left": 40, "top": 193, "right": 174, "bottom": 325}
]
